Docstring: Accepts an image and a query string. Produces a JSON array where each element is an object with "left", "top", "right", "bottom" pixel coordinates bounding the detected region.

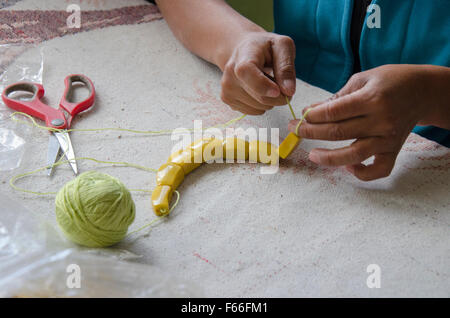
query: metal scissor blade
[
  {"left": 46, "top": 134, "right": 61, "bottom": 176},
  {"left": 54, "top": 131, "right": 78, "bottom": 175}
]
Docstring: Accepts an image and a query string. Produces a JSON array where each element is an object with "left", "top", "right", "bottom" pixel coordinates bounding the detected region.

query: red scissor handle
[
  {"left": 59, "top": 74, "right": 95, "bottom": 128},
  {"left": 1, "top": 82, "right": 68, "bottom": 129}
]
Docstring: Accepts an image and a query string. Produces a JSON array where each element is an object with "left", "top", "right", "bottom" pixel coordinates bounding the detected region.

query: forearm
[
  {"left": 421, "top": 65, "right": 450, "bottom": 129},
  {"left": 155, "top": 0, "right": 265, "bottom": 70}
]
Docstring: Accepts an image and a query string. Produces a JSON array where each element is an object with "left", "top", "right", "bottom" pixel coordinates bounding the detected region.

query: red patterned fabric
[{"left": 0, "top": 4, "right": 162, "bottom": 45}]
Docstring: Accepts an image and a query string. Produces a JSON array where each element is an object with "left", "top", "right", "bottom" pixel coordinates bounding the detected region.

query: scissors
[{"left": 1, "top": 74, "right": 95, "bottom": 176}]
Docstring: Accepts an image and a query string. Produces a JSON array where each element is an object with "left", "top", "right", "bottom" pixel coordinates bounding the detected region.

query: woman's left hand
[{"left": 288, "top": 64, "right": 444, "bottom": 181}]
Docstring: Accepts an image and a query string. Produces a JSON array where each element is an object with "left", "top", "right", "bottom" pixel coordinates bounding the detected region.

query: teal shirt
[{"left": 274, "top": 0, "right": 450, "bottom": 147}]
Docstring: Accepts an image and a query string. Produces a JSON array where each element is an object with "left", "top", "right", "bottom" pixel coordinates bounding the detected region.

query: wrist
[{"left": 418, "top": 65, "right": 450, "bottom": 129}]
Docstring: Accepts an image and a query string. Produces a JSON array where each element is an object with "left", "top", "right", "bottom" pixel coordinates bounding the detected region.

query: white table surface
[{"left": 1, "top": 2, "right": 449, "bottom": 297}]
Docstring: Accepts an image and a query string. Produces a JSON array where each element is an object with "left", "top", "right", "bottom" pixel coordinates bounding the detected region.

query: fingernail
[
  {"left": 283, "top": 80, "right": 295, "bottom": 95},
  {"left": 267, "top": 88, "right": 279, "bottom": 97},
  {"left": 329, "top": 94, "right": 338, "bottom": 101},
  {"left": 309, "top": 151, "right": 320, "bottom": 164}
]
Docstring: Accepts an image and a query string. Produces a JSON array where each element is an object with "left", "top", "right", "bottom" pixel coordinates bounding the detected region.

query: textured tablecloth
[{"left": 1, "top": 0, "right": 449, "bottom": 297}]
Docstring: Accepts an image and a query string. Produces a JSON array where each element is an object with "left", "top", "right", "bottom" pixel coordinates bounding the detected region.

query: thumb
[
  {"left": 288, "top": 119, "right": 300, "bottom": 134},
  {"left": 272, "top": 36, "right": 296, "bottom": 97}
]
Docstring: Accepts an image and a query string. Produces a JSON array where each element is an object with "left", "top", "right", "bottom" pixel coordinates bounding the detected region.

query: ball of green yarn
[{"left": 55, "top": 171, "right": 135, "bottom": 248}]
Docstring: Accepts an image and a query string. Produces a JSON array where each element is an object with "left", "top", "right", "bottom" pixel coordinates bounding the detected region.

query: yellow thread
[
  {"left": 285, "top": 96, "right": 297, "bottom": 120},
  {"left": 126, "top": 190, "right": 180, "bottom": 237},
  {"left": 295, "top": 108, "right": 312, "bottom": 136},
  {"left": 9, "top": 157, "right": 157, "bottom": 195},
  {"left": 10, "top": 112, "right": 246, "bottom": 135}
]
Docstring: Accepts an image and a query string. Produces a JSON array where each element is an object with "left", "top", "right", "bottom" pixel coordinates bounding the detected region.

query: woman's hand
[
  {"left": 220, "top": 32, "right": 296, "bottom": 115},
  {"left": 288, "top": 64, "right": 449, "bottom": 181},
  {"left": 156, "top": 0, "right": 296, "bottom": 115}
]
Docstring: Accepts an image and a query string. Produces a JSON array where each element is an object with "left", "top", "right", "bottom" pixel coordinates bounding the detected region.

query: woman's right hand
[{"left": 220, "top": 32, "right": 297, "bottom": 115}]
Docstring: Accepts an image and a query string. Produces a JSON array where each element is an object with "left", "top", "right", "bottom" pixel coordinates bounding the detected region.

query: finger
[
  {"left": 335, "top": 72, "right": 368, "bottom": 98},
  {"left": 291, "top": 117, "right": 389, "bottom": 141},
  {"left": 301, "top": 96, "right": 337, "bottom": 115},
  {"left": 304, "top": 72, "right": 367, "bottom": 113},
  {"left": 302, "top": 72, "right": 368, "bottom": 116},
  {"left": 271, "top": 36, "right": 296, "bottom": 96},
  {"left": 240, "top": 81, "right": 288, "bottom": 106},
  {"left": 346, "top": 152, "right": 396, "bottom": 181},
  {"left": 300, "top": 101, "right": 325, "bottom": 117},
  {"left": 287, "top": 120, "right": 298, "bottom": 133},
  {"left": 309, "top": 101, "right": 325, "bottom": 108},
  {"left": 228, "top": 100, "right": 266, "bottom": 116},
  {"left": 307, "top": 137, "right": 393, "bottom": 166},
  {"left": 221, "top": 75, "right": 266, "bottom": 115},
  {"left": 305, "top": 90, "right": 368, "bottom": 124},
  {"left": 234, "top": 60, "right": 280, "bottom": 98},
  {"left": 235, "top": 89, "right": 275, "bottom": 110},
  {"left": 222, "top": 72, "right": 282, "bottom": 110},
  {"left": 307, "top": 88, "right": 349, "bottom": 109}
]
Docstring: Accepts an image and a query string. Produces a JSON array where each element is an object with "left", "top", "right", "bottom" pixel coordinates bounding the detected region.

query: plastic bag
[
  {"left": 0, "top": 192, "right": 201, "bottom": 297},
  {"left": 0, "top": 125, "right": 26, "bottom": 171},
  {"left": 0, "top": 43, "right": 43, "bottom": 171},
  {"left": 0, "top": 43, "right": 43, "bottom": 88}
]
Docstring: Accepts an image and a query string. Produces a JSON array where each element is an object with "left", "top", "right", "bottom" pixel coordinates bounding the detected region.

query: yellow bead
[
  {"left": 277, "top": 132, "right": 301, "bottom": 159},
  {"left": 248, "top": 140, "right": 278, "bottom": 164},
  {"left": 151, "top": 185, "right": 173, "bottom": 216},
  {"left": 156, "top": 163, "right": 185, "bottom": 189},
  {"left": 222, "top": 137, "right": 249, "bottom": 161},
  {"left": 168, "top": 149, "right": 201, "bottom": 174},
  {"left": 168, "top": 138, "right": 224, "bottom": 174},
  {"left": 190, "top": 138, "right": 214, "bottom": 163},
  {"left": 203, "top": 138, "right": 224, "bottom": 162}
]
